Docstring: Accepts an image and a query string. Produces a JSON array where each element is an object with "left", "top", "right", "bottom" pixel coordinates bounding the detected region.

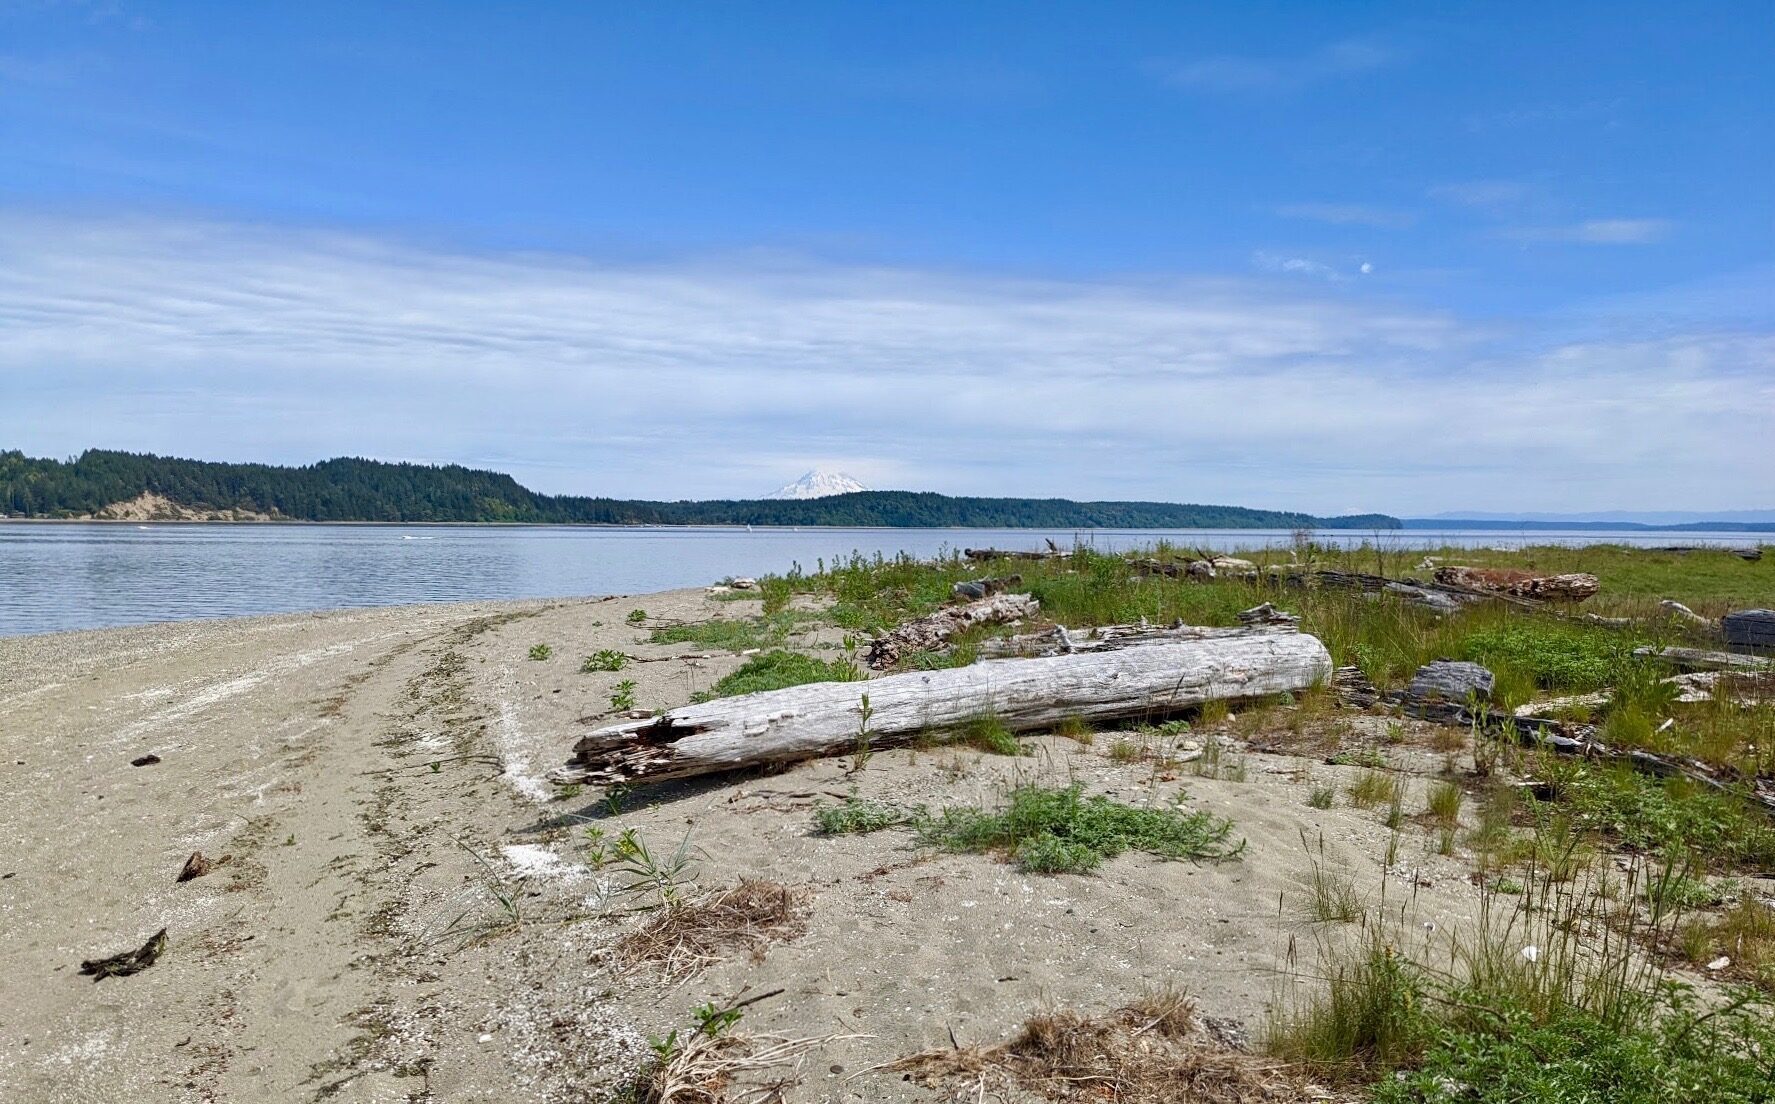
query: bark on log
[{"left": 557, "top": 633, "right": 1334, "bottom": 785}]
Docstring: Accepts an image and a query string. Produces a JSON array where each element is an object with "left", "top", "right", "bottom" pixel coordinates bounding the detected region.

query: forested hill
[{"left": 0, "top": 450, "right": 1401, "bottom": 529}]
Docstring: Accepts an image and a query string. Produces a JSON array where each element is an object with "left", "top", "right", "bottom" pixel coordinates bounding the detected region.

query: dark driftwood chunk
[
  {"left": 130, "top": 753, "right": 162, "bottom": 767},
  {"left": 1724, "top": 610, "right": 1775, "bottom": 651},
  {"left": 176, "top": 851, "right": 213, "bottom": 883},
  {"left": 79, "top": 929, "right": 168, "bottom": 981}
]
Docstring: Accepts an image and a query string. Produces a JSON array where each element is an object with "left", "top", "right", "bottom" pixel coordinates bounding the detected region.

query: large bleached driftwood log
[{"left": 557, "top": 633, "right": 1334, "bottom": 785}]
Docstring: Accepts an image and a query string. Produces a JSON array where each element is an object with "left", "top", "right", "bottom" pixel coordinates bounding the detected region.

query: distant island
[{"left": 0, "top": 449, "right": 1400, "bottom": 530}]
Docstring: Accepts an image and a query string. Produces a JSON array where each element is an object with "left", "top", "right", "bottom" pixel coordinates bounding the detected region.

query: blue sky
[{"left": 2, "top": 1, "right": 1770, "bottom": 514}]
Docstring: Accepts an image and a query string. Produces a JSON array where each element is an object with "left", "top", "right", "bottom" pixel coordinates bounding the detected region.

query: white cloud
[
  {"left": 1502, "top": 218, "right": 1674, "bottom": 245},
  {"left": 0, "top": 211, "right": 1767, "bottom": 513},
  {"left": 1276, "top": 203, "right": 1416, "bottom": 230},
  {"left": 1163, "top": 36, "right": 1397, "bottom": 94}
]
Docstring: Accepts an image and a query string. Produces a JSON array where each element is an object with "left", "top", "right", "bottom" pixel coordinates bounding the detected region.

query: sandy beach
[{"left": 1, "top": 588, "right": 1574, "bottom": 1102}]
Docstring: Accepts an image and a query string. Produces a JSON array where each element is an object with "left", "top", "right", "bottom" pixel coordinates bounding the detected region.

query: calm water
[{"left": 0, "top": 523, "right": 1761, "bottom": 637}]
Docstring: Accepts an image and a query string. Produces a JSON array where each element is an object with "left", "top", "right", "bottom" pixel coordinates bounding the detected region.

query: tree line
[{"left": 0, "top": 450, "right": 1402, "bottom": 530}]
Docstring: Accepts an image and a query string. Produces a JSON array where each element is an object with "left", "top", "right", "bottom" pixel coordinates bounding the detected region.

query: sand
[{"left": 1, "top": 589, "right": 1508, "bottom": 1103}]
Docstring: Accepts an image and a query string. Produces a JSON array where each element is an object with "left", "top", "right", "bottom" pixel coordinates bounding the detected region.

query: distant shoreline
[{"left": 3, "top": 516, "right": 1770, "bottom": 536}]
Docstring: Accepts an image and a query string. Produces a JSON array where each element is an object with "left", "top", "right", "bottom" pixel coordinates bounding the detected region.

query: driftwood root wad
[{"left": 559, "top": 632, "right": 1333, "bottom": 786}]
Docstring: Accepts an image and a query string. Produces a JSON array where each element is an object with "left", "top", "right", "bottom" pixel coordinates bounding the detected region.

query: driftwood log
[
  {"left": 975, "top": 620, "right": 1295, "bottom": 659},
  {"left": 1635, "top": 645, "right": 1774, "bottom": 672},
  {"left": 963, "top": 540, "right": 1063, "bottom": 562},
  {"left": 1433, "top": 566, "right": 1599, "bottom": 603},
  {"left": 1276, "top": 566, "right": 1528, "bottom": 613},
  {"left": 1724, "top": 610, "right": 1775, "bottom": 652},
  {"left": 865, "top": 592, "right": 1039, "bottom": 669},
  {"left": 557, "top": 632, "right": 1334, "bottom": 785}
]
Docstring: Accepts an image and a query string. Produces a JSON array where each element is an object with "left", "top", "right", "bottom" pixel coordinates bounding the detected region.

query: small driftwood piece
[
  {"left": 176, "top": 851, "right": 213, "bottom": 883},
  {"left": 558, "top": 632, "right": 1334, "bottom": 786},
  {"left": 951, "top": 574, "right": 1021, "bottom": 601},
  {"left": 865, "top": 593, "right": 1039, "bottom": 670},
  {"left": 1237, "top": 602, "right": 1299, "bottom": 627},
  {"left": 1332, "top": 665, "right": 1383, "bottom": 709},
  {"left": 80, "top": 929, "right": 168, "bottom": 981},
  {"left": 1659, "top": 600, "right": 1714, "bottom": 628}
]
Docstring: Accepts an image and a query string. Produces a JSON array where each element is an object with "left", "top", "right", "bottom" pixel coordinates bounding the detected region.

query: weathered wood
[
  {"left": 1658, "top": 599, "right": 1713, "bottom": 627},
  {"left": 1433, "top": 566, "right": 1600, "bottom": 603},
  {"left": 963, "top": 541, "right": 1063, "bottom": 562},
  {"left": 1236, "top": 602, "right": 1299, "bottom": 627},
  {"left": 1406, "top": 660, "right": 1494, "bottom": 705},
  {"left": 557, "top": 633, "right": 1334, "bottom": 785},
  {"left": 1331, "top": 665, "right": 1383, "bottom": 709},
  {"left": 865, "top": 592, "right": 1039, "bottom": 669},
  {"left": 975, "top": 621, "right": 1295, "bottom": 659},
  {"left": 950, "top": 574, "right": 1021, "bottom": 601},
  {"left": 1635, "top": 645, "right": 1774, "bottom": 671},
  {"left": 1723, "top": 610, "right": 1775, "bottom": 651},
  {"left": 1274, "top": 566, "right": 1530, "bottom": 613}
]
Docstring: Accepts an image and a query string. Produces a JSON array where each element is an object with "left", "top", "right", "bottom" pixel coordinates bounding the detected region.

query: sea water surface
[{"left": 0, "top": 522, "right": 1761, "bottom": 637}]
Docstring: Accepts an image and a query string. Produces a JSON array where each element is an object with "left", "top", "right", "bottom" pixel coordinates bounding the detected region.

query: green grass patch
[
  {"left": 1552, "top": 764, "right": 1775, "bottom": 871},
  {"left": 1372, "top": 997, "right": 1775, "bottom": 1104},
  {"left": 699, "top": 649, "right": 862, "bottom": 699},
  {"left": 648, "top": 610, "right": 820, "bottom": 652},
  {"left": 916, "top": 784, "right": 1244, "bottom": 874},
  {"left": 1460, "top": 621, "right": 1640, "bottom": 693},
  {"left": 953, "top": 714, "right": 1022, "bottom": 756},
  {"left": 812, "top": 796, "right": 916, "bottom": 835}
]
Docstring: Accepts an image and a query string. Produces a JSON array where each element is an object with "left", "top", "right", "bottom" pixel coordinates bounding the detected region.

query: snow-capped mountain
[{"left": 764, "top": 470, "right": 868, "bottom": 500}]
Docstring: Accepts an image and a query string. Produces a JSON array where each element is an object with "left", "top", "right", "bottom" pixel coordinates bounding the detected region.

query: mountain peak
[{"left": 764, "top": 470, "right": 868, "bottom": 500}]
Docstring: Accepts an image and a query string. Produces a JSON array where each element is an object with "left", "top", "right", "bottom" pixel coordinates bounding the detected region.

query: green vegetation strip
[{"left": 814, "top": 785, "right": 1243, "bottom": 875}]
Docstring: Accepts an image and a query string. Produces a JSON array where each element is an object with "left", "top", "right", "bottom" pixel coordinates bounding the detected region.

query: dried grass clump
[
  {"left": 633, "top": 1030, "right": 835, "bottom": 1104},
  {"left": 894, "top": 990, "right": 1336, "bottom": 1103},
  {"left": 617, "top": 880, "right": 810, "bottom": 979}
]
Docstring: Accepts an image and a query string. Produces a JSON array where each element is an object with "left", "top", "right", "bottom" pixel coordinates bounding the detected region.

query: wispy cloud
[
  {"left": 1251, "top": 251, "right": 1343, "bottom": 280},
  {"left": 1501, "top": 218, "right": 1674, "bottom": 245},
  {"left": 1164, "top": 37, "right": 1397, "bottom": 94},
  {"left": 1276, "top": 202, "right": 1416, "bottom": 229},
  {"left": 1428, "top": 180, "right": 1537, "bottom": 214},
  {"left": 0, "top": 211, "right": 1764, "bottom": 513}
]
